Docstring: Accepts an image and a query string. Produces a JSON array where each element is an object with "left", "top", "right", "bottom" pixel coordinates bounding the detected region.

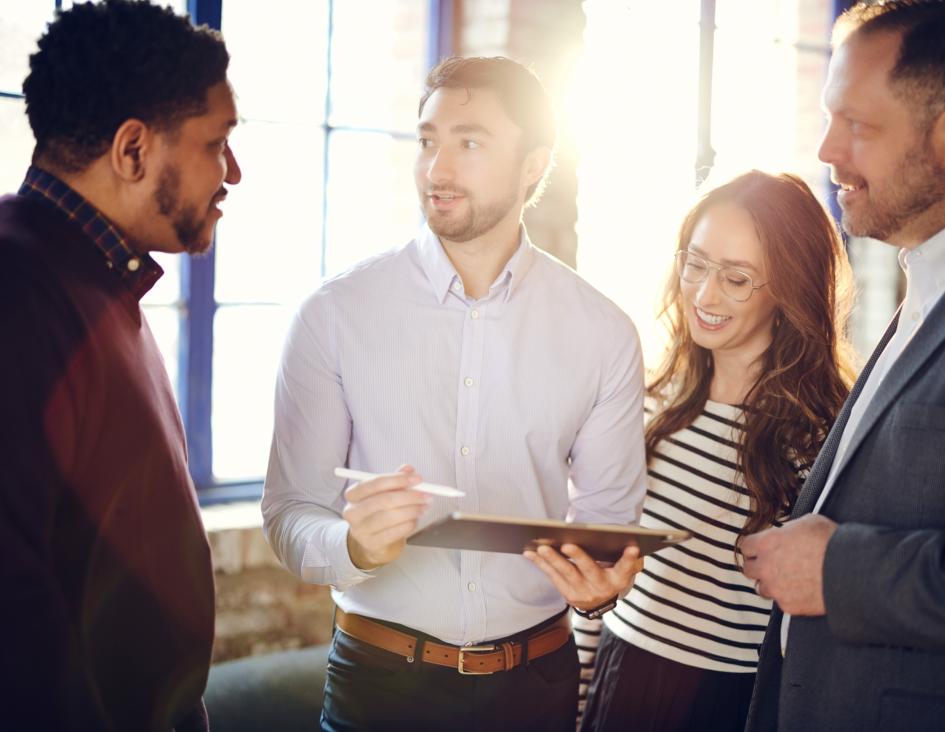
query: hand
[
  {"left": 740, "top": 514, "right": 838, "bottom": 616},
  {"left": 343, "top": 465, "right": 431, "bottom": 570},
  {"left": 523, "top": 543, "right": 644, "bottom": 611}
]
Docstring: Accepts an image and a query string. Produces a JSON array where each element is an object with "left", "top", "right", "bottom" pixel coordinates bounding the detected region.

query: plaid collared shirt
[{"left": 18, "top": 166, "right": 162, "bottom": 300}]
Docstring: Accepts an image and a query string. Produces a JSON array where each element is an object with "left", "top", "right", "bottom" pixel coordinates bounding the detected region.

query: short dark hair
[
  {"left": 24, "top": 0, "right": 230, "bottom": 173},
  {"left": 834, "top": 1, "right": 945, "bottom": 130},
  {"left": 419, "top": 56, "right": 556, "bottom": 205}
]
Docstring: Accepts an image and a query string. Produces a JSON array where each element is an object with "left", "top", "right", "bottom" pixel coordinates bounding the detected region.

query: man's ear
[
  {"left": 110, "top": 119, "right": 152, "bottom": 182},
  {"left": 522, "top": 145, "right": 552, "bottom": 189}
]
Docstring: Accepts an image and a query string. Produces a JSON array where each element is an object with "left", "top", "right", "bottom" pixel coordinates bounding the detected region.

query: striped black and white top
[{"left": 575, "top": 397, "right": 800, "bottom": 712}]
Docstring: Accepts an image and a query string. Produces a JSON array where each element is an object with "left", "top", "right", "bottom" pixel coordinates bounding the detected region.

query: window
[
  {"left": 0, "top": 0, "right": 450, "bottom": 501},
  {"left": 568, "top": 0, "right": 841, "bottom": 364}
]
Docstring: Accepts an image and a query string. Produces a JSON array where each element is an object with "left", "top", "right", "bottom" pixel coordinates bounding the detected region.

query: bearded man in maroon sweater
[{"left": 0, "top": 1, "right": 241, "bottom": 729}]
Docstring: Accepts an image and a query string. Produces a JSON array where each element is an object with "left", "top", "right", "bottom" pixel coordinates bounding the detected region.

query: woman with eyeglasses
[{"left": 576, "top": 170, "right": 856, "bottom": 731}]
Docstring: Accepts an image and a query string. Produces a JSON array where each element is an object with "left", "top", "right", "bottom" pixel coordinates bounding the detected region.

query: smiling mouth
[
  {"left": 429, "top": 192, "right": 464, "bottom": 202},
  {"left": 838, "top": 182, "right": 864, "bottom": 193},
  {"left": 695, "top": 306, "right": 732, "bottom": 327}
]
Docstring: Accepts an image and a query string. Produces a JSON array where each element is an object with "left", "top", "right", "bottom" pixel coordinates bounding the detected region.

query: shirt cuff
[{"left": 300, "top": 520, "right": 375, "bottom": 591}]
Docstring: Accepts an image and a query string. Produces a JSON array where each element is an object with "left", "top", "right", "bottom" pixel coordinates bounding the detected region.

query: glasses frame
[{"left": 674, "top": 250, "right": 769, "bottom": 303}]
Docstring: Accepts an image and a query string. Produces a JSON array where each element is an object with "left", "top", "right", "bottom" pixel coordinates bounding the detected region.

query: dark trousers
[
  {"left": 581, "top": 625, "right": 755, "bottom": 732},
  {"left": 320, "top": 619, "right": 580, "bottom": 732}
]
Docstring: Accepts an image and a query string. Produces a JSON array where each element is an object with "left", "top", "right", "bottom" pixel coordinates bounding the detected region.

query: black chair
[{"left": 204, "top": 644, "right": 330, "bottom": 731}]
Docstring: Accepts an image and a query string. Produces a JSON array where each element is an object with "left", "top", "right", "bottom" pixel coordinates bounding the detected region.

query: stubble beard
[
  {"left": 842, "top": 132, "right": 945, "bottom": 242},
  {"left": 154, "top": 165, "right": 215, "bottom": 254},
  {"left": 424, "top": 182, "right": 520, "bottom": 243}
]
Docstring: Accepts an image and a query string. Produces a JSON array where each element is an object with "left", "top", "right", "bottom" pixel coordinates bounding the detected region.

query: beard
[
  {"left": 839, "top": 132, "right": 945, "bottom": 242},
  {"left": 153, "top": 165, "right": 218, "bottom": 254},
  {"left": 422, "top": 180, "right": 520, "bottom": 243}
]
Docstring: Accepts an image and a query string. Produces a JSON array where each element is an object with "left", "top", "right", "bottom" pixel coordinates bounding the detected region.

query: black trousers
[
  {"left": 320, "top": 617, "right": 580, "bottom": 732},
  {"left": 581, "top": 625, "right": 755, "bottom": 732}
]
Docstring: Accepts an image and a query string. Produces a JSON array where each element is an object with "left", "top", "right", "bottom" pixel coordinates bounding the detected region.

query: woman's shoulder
[{"left": 645, "top": 386, "right": 745, "bottom": 430}]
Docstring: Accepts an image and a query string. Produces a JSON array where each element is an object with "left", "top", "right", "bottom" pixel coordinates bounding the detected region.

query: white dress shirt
[
  {"left": 263, "top": 224, "right": 647, "bottom": 645},
  {"left": 782, "top": 226, "right": 945, "bottom": 653}
]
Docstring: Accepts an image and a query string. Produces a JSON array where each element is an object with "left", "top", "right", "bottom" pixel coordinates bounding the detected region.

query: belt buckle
[{"left": 457, "top": 644, "right": 497, "bottom": 675}]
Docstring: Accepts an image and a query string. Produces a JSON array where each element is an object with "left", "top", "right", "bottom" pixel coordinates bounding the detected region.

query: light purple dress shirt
[{"left": 262, "top": 224, "right": 647, "bottom": 644}]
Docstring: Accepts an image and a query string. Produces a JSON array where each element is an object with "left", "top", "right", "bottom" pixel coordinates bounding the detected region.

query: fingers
[
  {"left": 523, "top": 547, "right": 576, "bottom": 600},
  {"left": 560, "top": 544, "right": 605, "bottom": 578},
  {"left": 344, "top": 467, "right": 421, "bottom": 502},
  {"left": 738, "top": 523, "right": 778, "bottom": 559},
  {"left": 345, "top": 502, "right": 429, "bottom": 537},
  {"left": 610, "top": 545, "right": 642, "bottom": 578},
  {"left": 524, "top": 543, "right": 640, "bottom": 608},
  {"left": 342, "top": 466, "right": 431, "bottom": 569}
]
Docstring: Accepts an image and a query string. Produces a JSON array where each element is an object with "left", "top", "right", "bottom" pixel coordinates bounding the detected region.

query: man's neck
[
  {"left": 440, "top": 221, "right": 523, "bottom": 300},
  {"left": 889, "top": 200, "right": 945, "bottom": 250},
  {"left": 41, "top": 160, "right": 144, "bottom": 254}
]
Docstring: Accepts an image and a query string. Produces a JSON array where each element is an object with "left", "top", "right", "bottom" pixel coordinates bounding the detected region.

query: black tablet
[{"left": 407, "top": 512, "right": 690, "bottom": 563}]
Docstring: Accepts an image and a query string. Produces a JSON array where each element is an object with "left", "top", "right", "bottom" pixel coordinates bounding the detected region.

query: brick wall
[{"left": 205, "top": 510, "right": 334, "bottom": 663}]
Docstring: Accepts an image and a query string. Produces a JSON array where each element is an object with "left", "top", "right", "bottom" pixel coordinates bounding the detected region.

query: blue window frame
[{"left": 186, "top": 0, "right": 454, "bottom": 503}]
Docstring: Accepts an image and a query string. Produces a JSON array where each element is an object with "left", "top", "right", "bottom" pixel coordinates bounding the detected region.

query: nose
[
  {"left": 817, "top": 118, "right": 844, "bottom": 167},
  {"left": 224, "top": 143, "right": 242, "bottom": 185},
  {"left": 424, "top": 147, "right": 454, "bottom": 185},
  {"left": 694, "top": 269, "right": 724, "bottom": 305}
]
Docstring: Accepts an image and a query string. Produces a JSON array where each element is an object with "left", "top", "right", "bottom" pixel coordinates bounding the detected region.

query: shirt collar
[
  {"left": 898, "top": 225, "right": 945, "bottom": 316},
  {"left": 416, "top": 222, "right": 535, "bottom": 304},
  {"left": 18, "top": 166, "right": 163, "bottom": 300}
]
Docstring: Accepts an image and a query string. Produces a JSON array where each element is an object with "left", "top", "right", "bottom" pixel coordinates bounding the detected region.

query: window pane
[
  {"left": 711, "top": 0, "right": 800, "bottom": 178},
  {"left": 324, "top": 131, "right": 420, "bottom": 276},
  {"left": 0, "top": 1, "right": 52, "bottom": 92},
  {"left": 143, "top": 251, "right": 182, "bottom": 306},
  {"left": 143, "top": 305, "right": 180, "bottom": 401},
  {"left": 329, "top": 0, "right": 430, "bottom": 132},
  {"left": 0, "top": 97, "right": 32, "bottom": 194},
  {"left": 214, "top": 121, "right": 324, "bottom": 305},
  {"left": 223, "top": 0, "right": 328, "bottom": 123},
  {"left": 570, "top": 0, "right": 700, "bottom": 365},
  {"left": 212, "top": 304, "right": 293, "bottom": 481},
  {"left": 712, "top": 0, "right": 831, "bottom": 195}
]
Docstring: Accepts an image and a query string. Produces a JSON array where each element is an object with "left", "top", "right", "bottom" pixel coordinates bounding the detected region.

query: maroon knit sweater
[{"left": 0, "top": 194, "right": 214, "bottom": 731}]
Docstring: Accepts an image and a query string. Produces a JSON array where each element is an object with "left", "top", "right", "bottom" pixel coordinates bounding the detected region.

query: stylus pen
[{"left": 334, "top": 467, "right": 466, "bottom": 498}]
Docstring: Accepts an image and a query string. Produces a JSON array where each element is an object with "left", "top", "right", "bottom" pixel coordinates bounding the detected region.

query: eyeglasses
[{"left": 674, "top": 250, "right": 768, "bottom": 303}]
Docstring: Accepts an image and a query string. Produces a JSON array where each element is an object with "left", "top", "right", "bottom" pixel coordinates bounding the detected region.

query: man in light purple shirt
[{"left": 263, "top": 56, "right": 647, "bottom": 731}]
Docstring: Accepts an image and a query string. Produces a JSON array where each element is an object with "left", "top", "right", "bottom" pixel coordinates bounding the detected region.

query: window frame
[{"left": 188, "top": 0, "right": 455, "bottom": 503}]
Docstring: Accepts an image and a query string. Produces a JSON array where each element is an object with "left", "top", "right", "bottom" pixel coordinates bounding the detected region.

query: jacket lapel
[
  {"left": 790, "top": 310, "right": 900, "bottom": 518},
  {"left": 827, "top": 296, "right": 945, "bottom": 486}
]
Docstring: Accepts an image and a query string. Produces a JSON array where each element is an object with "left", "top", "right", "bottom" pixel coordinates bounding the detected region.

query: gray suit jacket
[{"left": 747, "top": 299, "right": 945, "bottom": 732}]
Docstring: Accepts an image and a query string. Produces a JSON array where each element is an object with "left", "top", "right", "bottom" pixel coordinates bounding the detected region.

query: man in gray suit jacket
[{"left": 741, "top": 2, "right": 945, "bottom": 730}]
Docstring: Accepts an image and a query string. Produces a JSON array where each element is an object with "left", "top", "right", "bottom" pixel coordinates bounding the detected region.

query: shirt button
[
  {"left": 452, "top": 281, "right": 462, "bottom": 292},
  {"left": 467, "top": 582, "right": 477, "bottom": 592},
  {"left": 464, "top": 377, "right": 474, "bottom": 387},
  {"left": 912, "top": 311, "right": 920, "bottom": 321},
  {"left": 470, "top": 310, "right": 479, "bottom": 319},
  {"left": 127, "top": 258, "right": 140, "bottom": 272},
  {"left": 460, "top": 446, "right": 470, "bottom": 456}
]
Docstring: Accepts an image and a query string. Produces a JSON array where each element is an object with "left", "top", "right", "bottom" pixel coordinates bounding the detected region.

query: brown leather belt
[{"left": 334, "top": 608, "right": 571, "bottom": 675}]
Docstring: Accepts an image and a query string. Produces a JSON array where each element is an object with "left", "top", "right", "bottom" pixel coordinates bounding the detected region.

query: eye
[
  {"left": 462, "top": 139, "right": 481, "bottom": 150},
  {"left": 685, "top": 260, "right": 708, "bottom": 274},
  {"left": 418, "top": 137, "right": 433, "bottom": 149},
  {"left": 725, "top": 273, "right": 751, "bottom": 288}
]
